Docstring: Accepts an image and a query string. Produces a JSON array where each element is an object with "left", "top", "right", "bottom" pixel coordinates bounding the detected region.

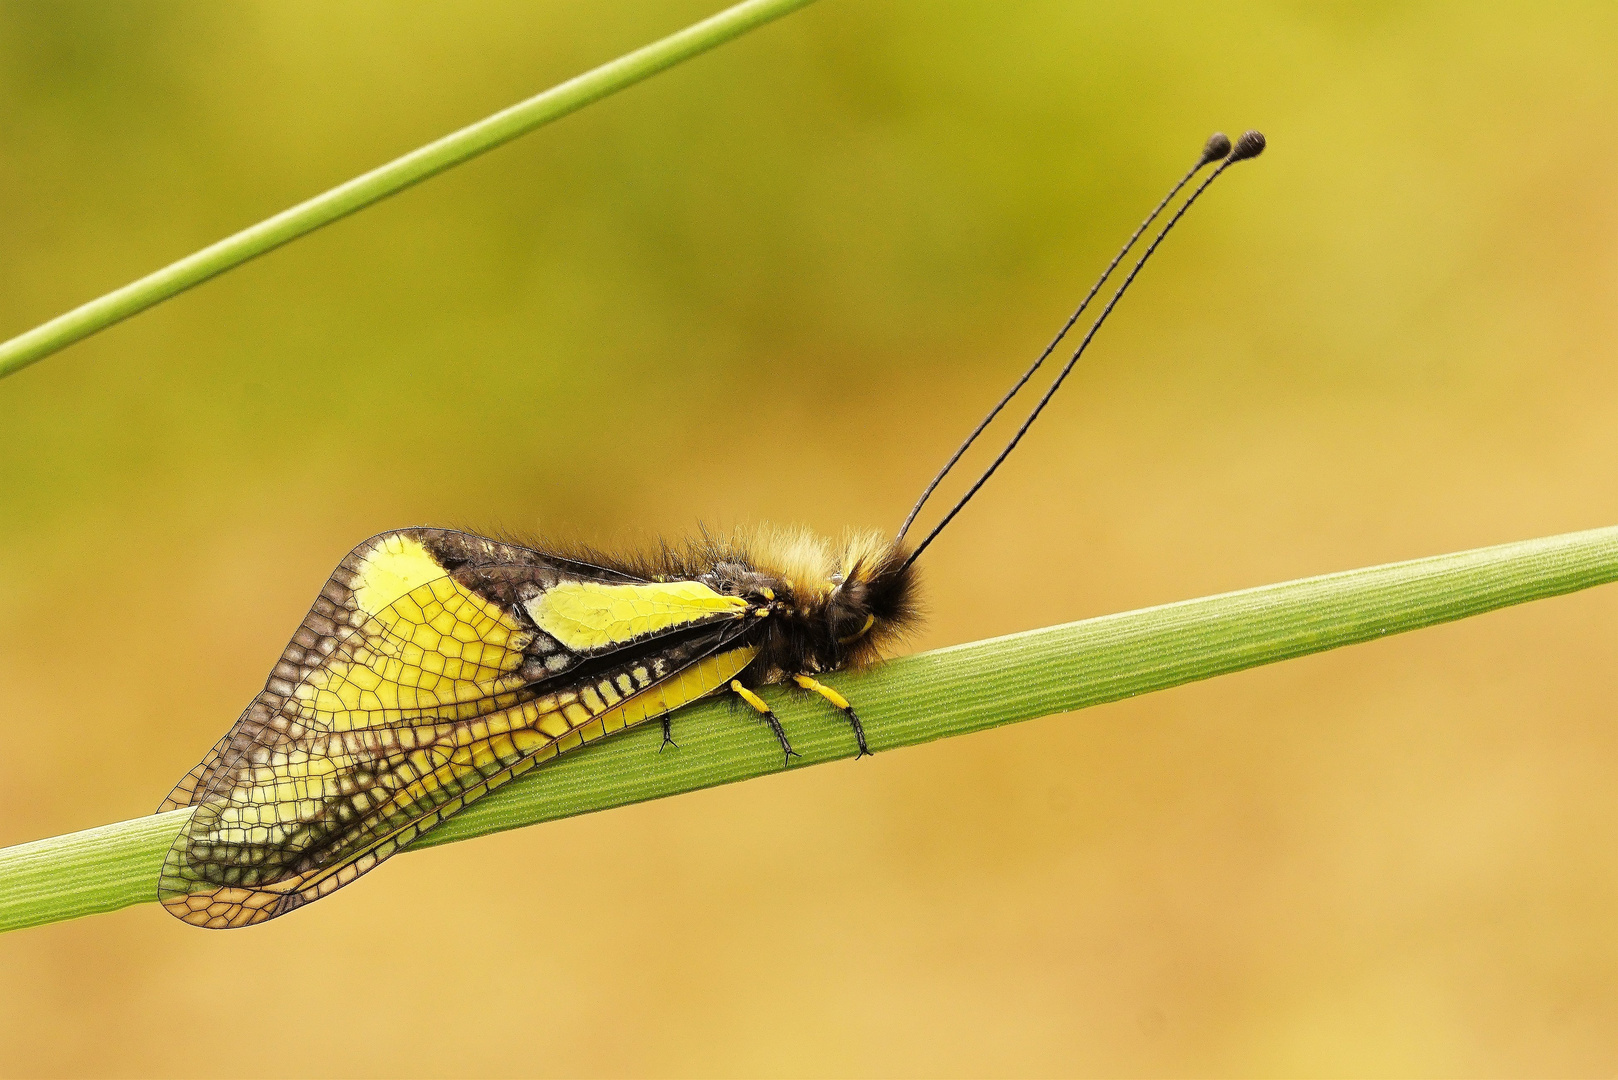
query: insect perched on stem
[{"left": 159, "top": 130, "right": 1266, "bottom": 928}]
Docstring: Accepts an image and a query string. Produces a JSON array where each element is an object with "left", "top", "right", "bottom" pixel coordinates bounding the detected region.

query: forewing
[{"left": 159, "top": 529, "right": 757, "bottom": 928}]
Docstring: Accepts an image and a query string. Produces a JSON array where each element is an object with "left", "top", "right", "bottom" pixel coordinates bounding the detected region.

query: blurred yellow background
[{"left": 3, "top": 1, "right": 1616, "bottom": 1075}]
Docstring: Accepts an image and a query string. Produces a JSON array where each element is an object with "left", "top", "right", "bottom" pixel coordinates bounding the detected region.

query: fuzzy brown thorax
[{"left": 694, "top": 525, "right": 920, "bottom": 681}]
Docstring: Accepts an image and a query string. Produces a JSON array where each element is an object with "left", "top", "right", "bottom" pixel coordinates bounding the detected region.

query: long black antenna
[
  {"left": 900, "top": 130, "right": 1266, "bottom": 570},
  {"left": 893, "top": 132, "right": 1234, "bottom": 546}
]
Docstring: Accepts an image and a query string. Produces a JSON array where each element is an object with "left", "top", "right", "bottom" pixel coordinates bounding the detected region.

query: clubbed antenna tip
[
  {"left": 1199, "top": 132, "right": 1232, "bottom": 166},
  {"left": 895, "top": 124, "right": 1265, "bottom": 566},
  {"left": 1230, "top": 130, "right": 1266, "bottom": 162}
]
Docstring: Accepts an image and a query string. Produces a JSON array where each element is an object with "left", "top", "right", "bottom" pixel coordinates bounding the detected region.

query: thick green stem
[
  {"left": 0, "top": 0, "right": 819, "bottom": 380},
  {"left": 4, "top": 525, "right": 1616, "bottom": 934}
]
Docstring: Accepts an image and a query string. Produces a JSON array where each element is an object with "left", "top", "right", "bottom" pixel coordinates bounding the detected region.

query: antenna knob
[
  {"left": 1199, "top": 132, "right": 1232, "bottom": 166},
  {"left": 1229, "top": 130, "right": 1266, "bottom": 162}
]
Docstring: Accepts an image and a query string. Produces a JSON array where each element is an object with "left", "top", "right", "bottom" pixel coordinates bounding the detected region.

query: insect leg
[
  {"left": 793, "top": 675, "right": 872, "bottom": 758},
  {"left": 730, "top": 680, "right": 799, "bottom": 766}
]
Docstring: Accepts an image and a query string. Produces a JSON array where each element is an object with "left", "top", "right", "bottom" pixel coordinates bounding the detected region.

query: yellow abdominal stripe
[
  {"left": 365, "top": 645, "right": 756, "bottom": 812},
  {"left": 526, "top": 579, "right": 747, "bottom": 651},
  {"left": 273, "top": 645, "right": 761, "bottom": 904}
]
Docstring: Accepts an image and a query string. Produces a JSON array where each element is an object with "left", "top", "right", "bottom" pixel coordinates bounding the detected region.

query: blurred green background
[{"left": 3, "top": 1, "right": 1616, "bottom": 1075}]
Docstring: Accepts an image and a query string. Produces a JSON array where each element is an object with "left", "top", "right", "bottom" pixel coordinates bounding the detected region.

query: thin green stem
[
  {"left": 0, "top": 0, "right": 819, "bottom": 381},
  {"left": 4, "top": 524, "right": 1616, "bottom": 933}
]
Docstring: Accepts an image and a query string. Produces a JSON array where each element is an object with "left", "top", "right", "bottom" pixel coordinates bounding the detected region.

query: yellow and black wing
[{"left": 159, "top": 529, "right": 758, "bottom": 928}]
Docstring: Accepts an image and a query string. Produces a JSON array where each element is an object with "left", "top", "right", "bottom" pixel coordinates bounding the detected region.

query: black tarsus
[
  {"left": 839, "top": 701, "right": 872, "bottom": 759},
  {"left": 898, "top": 130, "right": 1266, "bottom": 570},
  {"left": 893, "top": 132, "right": 1235, "bottom": 547},
  {"left": 752, "top": 700, "right": 800, "bottom": 767}
]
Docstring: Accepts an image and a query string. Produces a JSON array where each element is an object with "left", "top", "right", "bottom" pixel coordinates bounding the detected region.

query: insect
[{"left": 159, "top": 130, "right": 1266, "bottom": 928}]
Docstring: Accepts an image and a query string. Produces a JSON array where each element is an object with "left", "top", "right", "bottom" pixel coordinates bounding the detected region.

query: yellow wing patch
[
  {"left": 351, "top": 532, "right": 449, "bottom": 617},
  {"left": 300, "top": 534, "right": 531, "bottom": 731},
  {"left": 526, "top": 579, "right": 747, "bottom": 651}
]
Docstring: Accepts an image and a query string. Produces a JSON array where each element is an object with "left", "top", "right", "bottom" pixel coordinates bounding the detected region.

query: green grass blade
[
  {"left": 0, "top": 0, "right": 819, "bottom": 381},
  {"left": 4, "top": 524, "right": 1616, "bottom": 933}
]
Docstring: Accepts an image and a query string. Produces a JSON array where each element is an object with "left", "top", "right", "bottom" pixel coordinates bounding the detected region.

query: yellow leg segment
[
  {"left": 793, "top": 675, "right": 872, "bottom": 758},
  {"left": 732, "top": 681, "right": 770, "bottom": 714},
  {"left": 731, "top": 680, "right": 798, "bottom": 766}
]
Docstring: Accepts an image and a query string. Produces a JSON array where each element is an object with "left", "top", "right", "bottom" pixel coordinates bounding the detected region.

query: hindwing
[{"left": 159, "top": 528, "right": 758, "bottom": 928}]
